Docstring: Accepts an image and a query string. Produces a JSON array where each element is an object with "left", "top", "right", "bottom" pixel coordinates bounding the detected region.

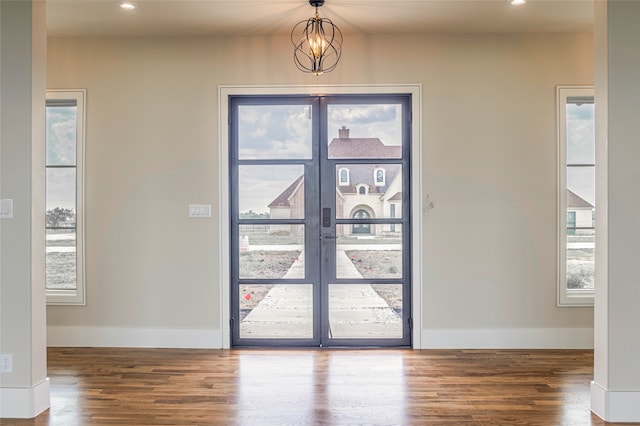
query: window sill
[
  {"left": 46, "top": 289, "right": 85, "bottom": 306},
  {"left": 558, "top": 289, "right": 594, "bottom": 307}
]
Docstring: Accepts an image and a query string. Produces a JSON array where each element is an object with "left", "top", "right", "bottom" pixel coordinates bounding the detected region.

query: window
[
  {"left": 352, "top": 209, "right": 371, "bottom": 234},
  {"left": 338, "top": 168, "right": 349, "bottom": 185},
  {"left": 390, "top": 203, "right": 396, "bottom": 232},
  {"left": 374, "top": 168, "right": 385, "bottom": 186},
  {"left": 566, "top": 211, "right": 576, "bottom": 235},
  {"left": 358, "top": 185, "right": 367, "bottom": 195},
  {"left": 46, "top": 90, "right": 86, "bottom": 305},
  {"left": 557, "top": 86, "right": 594, "bottom": 306}
]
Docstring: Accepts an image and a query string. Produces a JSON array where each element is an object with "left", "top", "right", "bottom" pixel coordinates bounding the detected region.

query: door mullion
[
  {"left": 318, "top": 97, "right": 335, "bottom": 345},
  {"left": 307, "top": 97, "right": 322, "bottom": 346}
]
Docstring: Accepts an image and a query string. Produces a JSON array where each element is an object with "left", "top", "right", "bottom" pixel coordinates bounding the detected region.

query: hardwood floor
[{"left": 1, "top": 348, "right": 631, "bottom": 425}]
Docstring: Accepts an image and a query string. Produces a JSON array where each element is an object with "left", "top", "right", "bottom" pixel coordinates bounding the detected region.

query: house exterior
[
  {"left": 268, "top": 127, "right": 402, "bottom": 236},
  {"left": 566, "top": 189, "right": 594, "bottom": 230}
]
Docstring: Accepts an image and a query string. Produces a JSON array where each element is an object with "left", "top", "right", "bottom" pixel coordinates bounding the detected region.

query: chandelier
[{"left": 291, "top": 0, "right": 343, "bottom": 75}]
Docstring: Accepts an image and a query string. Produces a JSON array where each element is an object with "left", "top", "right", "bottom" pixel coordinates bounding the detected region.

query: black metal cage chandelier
[{"left": 291, "top": 0, "right": 343, "bottom": 75}]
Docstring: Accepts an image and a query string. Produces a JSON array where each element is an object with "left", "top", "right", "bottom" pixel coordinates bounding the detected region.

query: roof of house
[
  {"left": 269, "top": 130, "right": 402, "bottom": 208},
  {"left": 328, "top": 138, "right": 401, "bottom": 159},
  {"left": 268, "top": 175, "right": 303, "bottom": 207},
  {"left": 389, "top": 192, "right": 402, "bottom": 201},
  {"left": 567, "top": 189, "right": 594, "bottom": 209}
]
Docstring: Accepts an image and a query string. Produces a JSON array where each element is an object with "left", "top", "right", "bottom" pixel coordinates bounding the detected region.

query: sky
[
  {"left": 46, "top": 102, "right": 405, "bottom": 215},
  {"left": 237, "top": 103, "right": 403, "bottom": 214},
  {"left": 566, "top": 102, "right": 595, "bottom": 206},
  {"left": 239, "top": 164, "right": 304, "bottom": 215},
  {"left": 46, "top": 106, "right": 77, "bottom": 211},
  {"left": 47, "top": 100, "right": 594, "bottom": 215}
]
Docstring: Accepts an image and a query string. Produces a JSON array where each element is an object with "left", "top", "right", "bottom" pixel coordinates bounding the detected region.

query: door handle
[{"left": 321, "top": 234, "right": 336, "bottom": 241}]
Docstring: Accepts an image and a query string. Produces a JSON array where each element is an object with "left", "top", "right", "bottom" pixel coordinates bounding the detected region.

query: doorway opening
[{"left": 228, "top": 93, "right": 414, "bottom": 348}]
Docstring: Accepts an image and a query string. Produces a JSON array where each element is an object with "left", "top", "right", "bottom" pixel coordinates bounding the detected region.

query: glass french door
[{"left": 229, "top": 94, "right": 411, "bottom": 347}]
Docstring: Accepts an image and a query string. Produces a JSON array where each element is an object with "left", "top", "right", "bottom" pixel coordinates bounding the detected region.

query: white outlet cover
[
  {"left": 189, "top": 204, "right": 211, "bottom": 218},
  {"left": 1, "top": 199, "right": 13, "bottom": 219},
  {"left": 1, "top": 354, "right": 12, "bottom": 373}
]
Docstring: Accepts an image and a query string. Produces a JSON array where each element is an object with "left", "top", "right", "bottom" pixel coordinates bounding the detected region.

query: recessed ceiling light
[
  {"left": 119, "top": 1, "right": 136, "bottom": 10},
  {"left": 510, "top": 0, "right": 526, "bottom": 5}
]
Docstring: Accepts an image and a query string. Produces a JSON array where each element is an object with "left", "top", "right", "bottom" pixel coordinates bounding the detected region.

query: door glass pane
[
  {"left": 336, "top": 226, "right": 402, "bottom": 279},
  {"left": 327, "top": 104, "right": 402, "bottom": 159},
  {"left": 328, "top": 283, "right": 403, "bottom": 339},
  {"left": 239, "top": 165, "right": 304, "bottom": 219},
  {"left": 335, "top": 164, "right": 402, "bottom": 219},
  {"left": 239, "top": 225, "right": 304, "bottom": 279},
  {"left": 239, "top": 284, "right": 313, "bottom": 339},
  {"left": 46, "top": 229, "right": 76, "bottom": 290},
  {"left": 238, "top": 105, "right": 312, "bottom": 159}
]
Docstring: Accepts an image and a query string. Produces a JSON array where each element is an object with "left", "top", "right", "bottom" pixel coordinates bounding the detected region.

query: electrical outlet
[{"left": 1, "top": 354, "right": 12, "bottom": 373}]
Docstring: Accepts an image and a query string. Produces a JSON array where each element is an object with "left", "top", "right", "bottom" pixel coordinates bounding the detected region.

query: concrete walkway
[{"left": 240, "top": 250, "right": 402, "bottom": 340}]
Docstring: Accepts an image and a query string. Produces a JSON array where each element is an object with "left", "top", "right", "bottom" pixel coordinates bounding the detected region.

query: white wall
[
  {"left": 46, "top": 32, "right": 594, "bottom": 348},
  {"left": 1, "top": 1, "right": 50, "bottom": 418},
  {"left": 591, "top": 1, "right": 640, "bottom": 421}
]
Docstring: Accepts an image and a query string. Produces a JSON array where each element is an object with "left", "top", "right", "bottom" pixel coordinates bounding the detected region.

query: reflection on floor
[{"left": 3, "top": 348, "right": 606, "bottom": 426}]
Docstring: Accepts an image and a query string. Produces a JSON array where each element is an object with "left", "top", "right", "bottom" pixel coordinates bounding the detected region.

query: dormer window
[
  {"left": 374, "top": 168, "right": 385, "bottom": 186},
  {"left": 338, "top": 168, "right": 350, "bottom": 186}
]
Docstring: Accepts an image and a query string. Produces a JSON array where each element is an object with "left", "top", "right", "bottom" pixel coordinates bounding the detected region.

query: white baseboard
[
  {"left": 0, "top": 378, "right": 50, "bottom": 419},
  {"left": 591, "top": 381, "right": 640, "bottom": 422},
  {"left": 47, "top": 326, "right": 223, "bottom": 348},
  {"left": 47, "top": 326, "right": 592, "bottom": 350},
  {"left": 419, "top": 327, "right": 594, "bottom": 349}
]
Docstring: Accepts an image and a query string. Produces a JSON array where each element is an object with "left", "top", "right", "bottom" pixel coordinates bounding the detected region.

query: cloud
[
  {"left": 567, "top": 103, "right": 595, "bottom": 164},
  {"left": 46, "top": 168, "right": 75, "bottom": 210},
  {"left": 46, "top": 107, "right": 77, "bottom": 165},
  {"left": 46, "top": 106, "right": 77, "bottom": 211},
  {"left": 238, "top": 105, "right": 312, "bottom": 159},
  {"left": 329, "top": 104, "right": 397, "bottom": 124},
  {"left": 328, "top": 104, "right": 402, "bottom": 145},
  {"left": 566, "top": 103, "right": 595, "bottom": 205}
]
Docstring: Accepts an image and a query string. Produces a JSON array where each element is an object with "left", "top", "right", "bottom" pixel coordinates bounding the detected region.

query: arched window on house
[
  {"left": 374, "top": 168, "right": 385, "bottom": 186},
  {"left": 338, "top": 168, "right": 349, "bottom": 186},
  {"left": 358, "top": 186, "right": 366, "bottom": 195}
]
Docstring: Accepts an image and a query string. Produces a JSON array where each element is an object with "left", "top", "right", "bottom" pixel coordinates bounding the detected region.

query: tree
[{"left": 46, "top": 207, "right": 75, "bottom": 228}]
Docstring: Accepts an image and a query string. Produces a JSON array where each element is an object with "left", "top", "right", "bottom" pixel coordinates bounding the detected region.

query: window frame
[
  {"left": 557, "top": 86, "right": 594, "bottom": 307},
  {"left": 46, "top": 89, "right": 86, "bottom": 305}
]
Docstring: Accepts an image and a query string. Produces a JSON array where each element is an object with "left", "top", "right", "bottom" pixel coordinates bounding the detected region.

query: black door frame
[{"left": 229, "top": 93, "right": 412, "bottom": 348}]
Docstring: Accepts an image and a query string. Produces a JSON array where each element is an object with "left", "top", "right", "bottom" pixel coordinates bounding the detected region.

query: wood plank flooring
[{"left": 1, "top": 348, "right": 632, "bottom": 425}]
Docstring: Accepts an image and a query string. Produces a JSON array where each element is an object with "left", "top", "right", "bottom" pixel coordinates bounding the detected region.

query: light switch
[
  {"left": 189, "top": 204, "right": 211, "bottom": 218},
  {"left": 0, "top": 199, "right": 13, "bottom": 219}
]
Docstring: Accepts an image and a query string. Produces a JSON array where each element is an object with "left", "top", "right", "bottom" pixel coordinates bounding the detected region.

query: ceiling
[{"left": 46, "top": 0, "right": 594, "bottom": 38}]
